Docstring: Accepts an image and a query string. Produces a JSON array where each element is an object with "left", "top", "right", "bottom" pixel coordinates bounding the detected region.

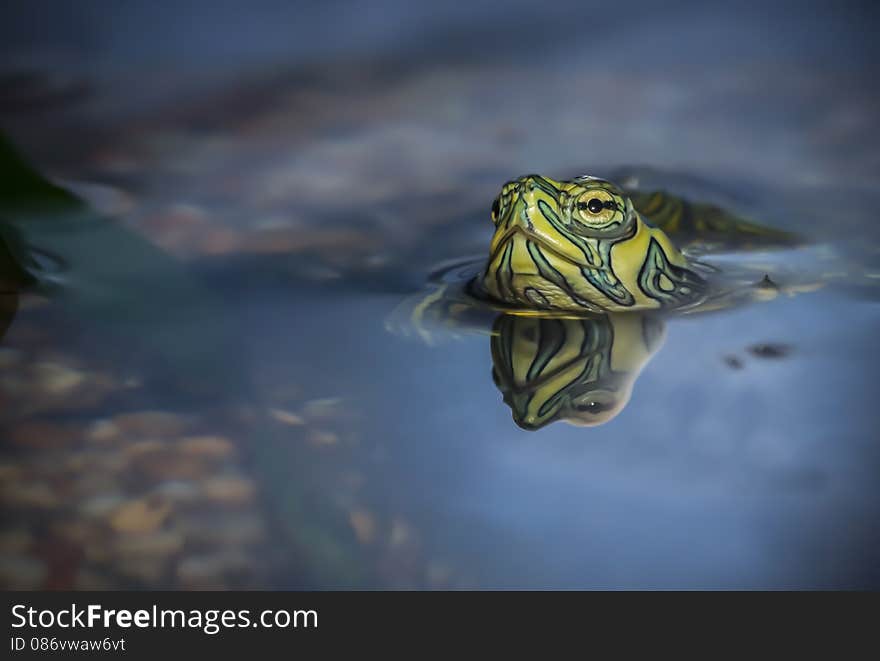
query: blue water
[{"left": 1, "top": 0, "right": 878, "bottom": 589}]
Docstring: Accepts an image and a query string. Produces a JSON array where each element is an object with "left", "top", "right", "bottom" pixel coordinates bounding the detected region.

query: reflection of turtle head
[{"left": 490, "top": 312, "right": 666, "bottom": 430}]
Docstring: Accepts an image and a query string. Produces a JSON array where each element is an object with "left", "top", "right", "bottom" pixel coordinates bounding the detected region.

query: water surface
[{"left": 1, "top": 0, "right": 878, "bottom": 589}]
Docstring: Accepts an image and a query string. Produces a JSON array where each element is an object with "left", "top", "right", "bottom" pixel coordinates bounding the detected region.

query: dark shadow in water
[
  {"left": 491, "top": 312, "right": 665, "bottom": 430},
  {"left": 0, "top": 290, "right": 16, "bottom": 341},
  {"left": 0, "top": 209, "right": 31, "bottom": 345}
]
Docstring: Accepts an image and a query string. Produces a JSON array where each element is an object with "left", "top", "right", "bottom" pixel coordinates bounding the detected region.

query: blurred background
[{"left": 0, "top": 0, "right": 878, "bottom": 589}]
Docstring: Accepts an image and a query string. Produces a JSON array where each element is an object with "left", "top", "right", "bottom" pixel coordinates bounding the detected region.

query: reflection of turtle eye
[
  {"left": 491, "top": 197, "right": 500, "bottom": 222},
  {"left": 575, "top": 400, "right": 612, "bottom": 414}
]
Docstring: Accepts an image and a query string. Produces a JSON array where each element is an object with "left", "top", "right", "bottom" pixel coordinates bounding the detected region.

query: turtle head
[
  {"left": 482, "top": 174, "right": 705, "bottom": 312},
  {"left": 488, "top": 174, "right": 638, "bottom": 262},
  {"left": 482, "top": 175, "right": 647, "bottom": 311}
]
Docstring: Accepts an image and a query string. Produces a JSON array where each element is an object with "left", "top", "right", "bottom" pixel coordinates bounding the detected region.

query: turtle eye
[
  {"left": 491, "top": 196, "right": 501, "bottom": 222},
  {"left": 576, "top": 198, "right": 608, "bottom": 214},
  {"left": 568, "top": 189, "right": 630, "bottom": 237}
]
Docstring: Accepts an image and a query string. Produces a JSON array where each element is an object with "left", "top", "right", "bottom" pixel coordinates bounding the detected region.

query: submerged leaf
[{"left": 0, "top": 132, "right": 241, "bottom": 399}]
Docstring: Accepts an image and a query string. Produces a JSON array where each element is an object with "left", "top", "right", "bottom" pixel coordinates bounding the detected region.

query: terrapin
[{"left": 391, "top": 172, "right": 824, "bottom": 430}]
